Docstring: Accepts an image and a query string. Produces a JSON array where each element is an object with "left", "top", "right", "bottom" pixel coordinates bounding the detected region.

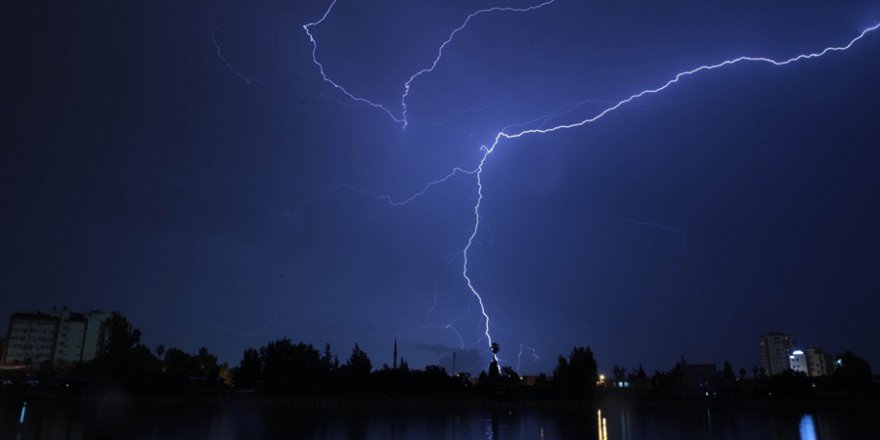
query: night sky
[{"left": 3, "top": 0, "right": 880, "bottom": 376}]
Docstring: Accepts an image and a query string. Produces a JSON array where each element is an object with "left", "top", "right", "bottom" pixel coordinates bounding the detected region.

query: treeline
[
  {"left": 604, "top": 354, "right": 880, "bottom": 401},
  {"left": 6, "top": 312, "right": 602, "bottom": 399},
  {"left": 70, "top": 312, "right": 232, "bottom": 395},
  {"left": 231, "top": 340, "right": 598, "bottom": 399},
  {"left": 8, "top": 311, "right": 876, "bottom": 401}
]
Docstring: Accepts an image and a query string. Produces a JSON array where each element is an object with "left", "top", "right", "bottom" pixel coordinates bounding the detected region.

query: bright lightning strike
[
  {"left": 501, "top": 22, "right": 880, "bottom": 140},
  {"left": 305, "top": 0, "right": 557, "bottom": 127},
  {"left": 460, "top": 21, "right": 879, "bottom": 359},
  {"left": 303, "top": 0, "right": 405, "bottom": 124},
  {"left": 302, "top": 0, "right": 880, "bottom": 368},
  {"left": 399, "top": 0, "right": 558, "bottom": 128}
]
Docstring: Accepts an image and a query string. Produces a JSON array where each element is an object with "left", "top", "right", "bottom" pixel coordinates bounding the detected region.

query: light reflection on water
[
  {"left": 596, "top": 409, "right": 607, "bottom": 440},
  {"left": 799, "top": 414, "right": 817, "bottom": 440},
  {"left": 18, "top": 401, "right": 27, "bottom": 425},
  {"left": 2, "top": 399, "right": 878, "bottom": 439}
]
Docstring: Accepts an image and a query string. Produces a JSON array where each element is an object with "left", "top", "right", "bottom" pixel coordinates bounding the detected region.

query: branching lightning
[
  {"left": 305, "top": 0, "right": 557, "bottom": 127},
  {"left": 499, "top": 22, "right": 880, "bottom": 140},
  {"left": 329, "top": 166, "right": 476, "bottom": 206},
  {"left": 303, "top": 0, "right": 405, "bottom": 124},
  {"left": 212, "top": 27, "right": 274, "bottom": 86},
  {"left": 399, "top": 253, "right": 470, "bottom": 350},
  {"left": 458, "top": 21, "right": 879, "bottom": 361},
  {"left": 516, "top": 343, "right": 541, "bottom": 376},
  {"left": 399, "top": 0, "right": 558, "bottom": 128},
  {"left": 302, "top": 0, "right": 880, "bottom": 368}
]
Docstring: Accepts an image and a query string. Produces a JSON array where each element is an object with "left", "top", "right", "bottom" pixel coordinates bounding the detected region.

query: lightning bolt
[
  {"left": 399, "top": 253, "right": 470, "bottom": 350},
  {"left": 329, "top": 166, "right": 476, "bottom": 207},
  {"left": 502, "top": 22, "right": 880, "bottom": 140},
  {"left": 304, "top": 0, "right": 557, "bottom": 127},
  {"left": 399, "top": 0, "right": 558, "bottom": 128},
  {"left": 303, "top": 0, "right": 404, "bottom": 124},
  {"left": 303, "top": 1, "right": 879, "bottom": 368},
  {"left": 459, "top": 21, "right": 879, "bottom": 360},
  {"left": 516, "top": 343, "right": 541, "bottom": 376},
  {"left": 212, "top": 26, "right": 274, "bottom": 86}
]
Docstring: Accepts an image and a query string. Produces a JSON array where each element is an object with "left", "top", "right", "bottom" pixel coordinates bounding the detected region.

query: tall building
[
  {"left": 1, "top": 312, "right": 61, "bottom": 364},
  {"left": 805, "top": 347, "right": 833, "bottom": 377},
  {"left": 1, "top": 308, "right": 108, "bottom": 365},
  {"left": 758, "top": 332, "right": 795, "bottom": 376},
  {"left": 54, "top": 310, "right": 88, "bottom": 363},
  {"left": 81, "top": 312, "right": 109, "bottom": 361},
  {"left": 789, "top": 350, "right": 808, "bottom": 374}
]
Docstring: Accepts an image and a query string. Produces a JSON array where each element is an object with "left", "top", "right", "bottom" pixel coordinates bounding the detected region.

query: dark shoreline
[{"left": 3, "top": 388, "right": 878, "bottom": 411}]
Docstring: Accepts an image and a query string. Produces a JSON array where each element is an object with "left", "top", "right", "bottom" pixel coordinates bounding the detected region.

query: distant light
[{"left": 793, "top": 350, "right": 804, "bottom": 355}]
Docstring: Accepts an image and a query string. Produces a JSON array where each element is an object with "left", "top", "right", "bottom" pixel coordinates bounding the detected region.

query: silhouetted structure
[
  {"left": 2, "top": 307, "right": 108, "bottom": 365},
  {"left": 804, "top": 347, "right": 834, "bottom": 377},
  {"left": 3, "top": 311, "right": 877, "bottom": 402},
  {"left": 552, "top": 346, "right": 598, "bottom": 398},
  {"left": 758, "top": 332, "right": 794, "bottom": 376}
]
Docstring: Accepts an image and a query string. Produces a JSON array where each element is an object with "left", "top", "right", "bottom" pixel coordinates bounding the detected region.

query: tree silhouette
[
  {"left": 196, "top": 347, "right": 219, "bottom": 378},
  {"left": 341, "top": 343, "right": 372, "bottom": 391},
  {"left": 100, "top": 312, "right": 141, "bottom": 360},
  {"left": 235, "top": 347, "right": 262, "bottom": 389},
  {"left": 553, "top": 346, "right": 597, "bottom": 397},
  {"left": 322, "top": 343, "right": 333, "bottom": 369},
  {"left": 834, "top": 351, "right": 877, "bottom": 396},
  {"left": 163, "top": 347, "right": 194, "bottom": 379},
  {"left": 260, "top": 339, "right": 324, "bottom": 394},
  {"left": 93, "top": 311, "right": 145, "bottom": 379},
  {"left": 612, "top": 365, "right": 626, "bottom": 381}
]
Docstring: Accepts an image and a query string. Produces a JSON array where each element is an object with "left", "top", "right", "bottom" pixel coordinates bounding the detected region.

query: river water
[{"left": 2, "top": 397, "right": 879, "bottom": 439}]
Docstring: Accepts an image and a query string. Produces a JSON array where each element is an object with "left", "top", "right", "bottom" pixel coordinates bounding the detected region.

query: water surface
[{"left": 3, "top": 398, "right": 879, "bottom": 439}]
